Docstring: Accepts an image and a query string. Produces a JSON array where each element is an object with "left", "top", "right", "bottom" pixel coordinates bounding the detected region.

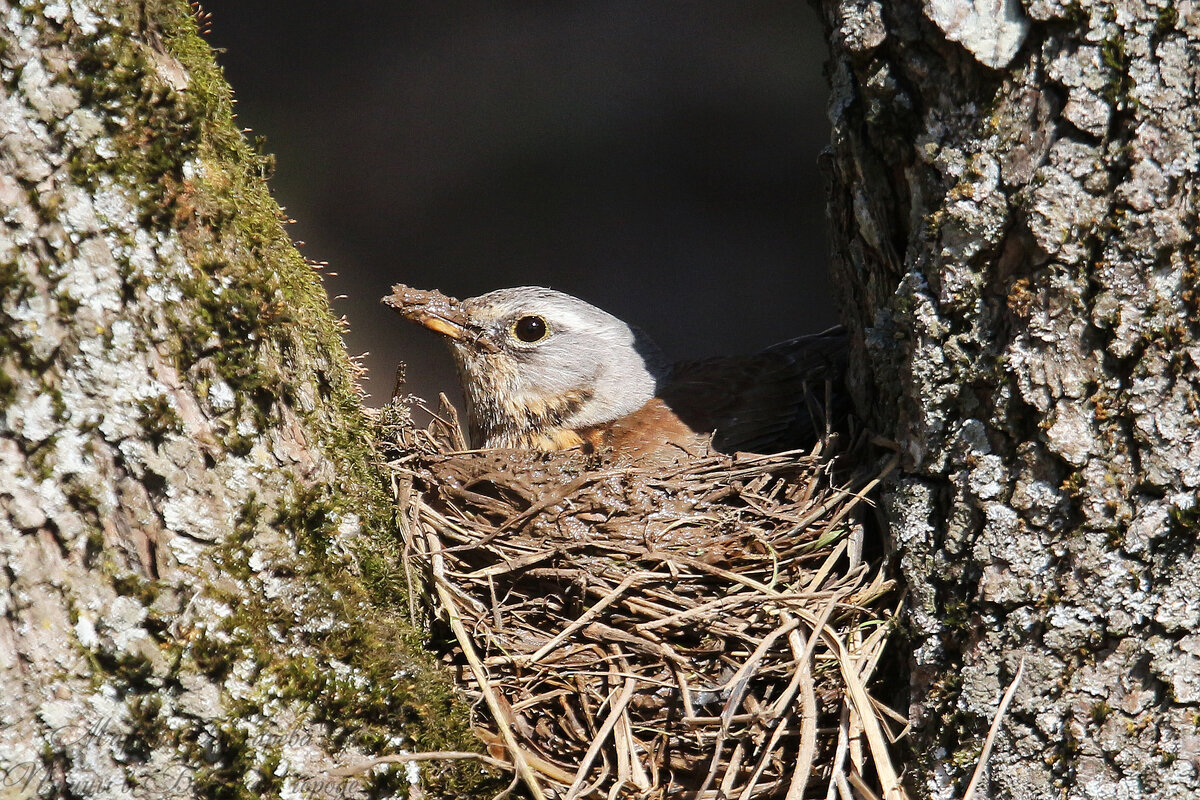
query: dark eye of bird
[{"left": 513, "top": 315, "right": 548, "bottom": 343}]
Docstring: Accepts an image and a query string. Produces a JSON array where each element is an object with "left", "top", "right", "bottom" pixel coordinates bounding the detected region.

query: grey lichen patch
[
  {"left": 1048, "top": 44, "right": 1112, "bottom": 136},
  {"left": 1, "top": 1, "right": 490, "bottom": 797},
  {"left": 923, "top": 0, "right": 1030, "bottom": 69},
  {"left": 1026, "top": 140, "right": 1109, "bottom": 264}
]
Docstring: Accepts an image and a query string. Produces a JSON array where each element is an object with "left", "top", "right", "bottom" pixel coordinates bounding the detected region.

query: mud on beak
[{"left": 383, "top": 284, "right": 498, "bottom": 352}]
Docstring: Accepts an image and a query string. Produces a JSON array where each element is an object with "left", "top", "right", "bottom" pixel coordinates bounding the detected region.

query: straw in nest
[{"left": 380, "top": 399, "right": 905, "bottom": 800}]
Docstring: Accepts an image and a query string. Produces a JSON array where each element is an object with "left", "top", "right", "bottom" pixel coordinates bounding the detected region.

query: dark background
[{"left": 199, "top": 1, "right": 835, "bottom": 407}]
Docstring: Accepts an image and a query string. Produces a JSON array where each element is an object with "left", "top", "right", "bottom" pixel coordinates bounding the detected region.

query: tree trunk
[
  {"left": 0, "top": 2, "right": 490, "bottom": 797},
  {"left": 818, "top": 0, "right": 1200, "bottom": 796}
]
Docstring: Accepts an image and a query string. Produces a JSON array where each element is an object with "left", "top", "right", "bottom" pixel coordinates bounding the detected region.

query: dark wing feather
[{"left": 659, "top": 326, "right": 849, "bottom": 455}]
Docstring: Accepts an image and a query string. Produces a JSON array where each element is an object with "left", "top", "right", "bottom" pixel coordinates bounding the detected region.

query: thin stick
[
  {"left": 829, "top": 633, "right": 906, "bottom": 800},
  {"left": 805, "top": 540, "right": 849, "bottom": 593},
  {"left": 520, "top": 573, "right": 646, "bottom": 666},
  {"left": 718, "top": 742, "right": 746, "bottom": 797},
  {"left": 961, "top": 658, "right": 1025, "bottom": 800},
  {"left": 398, "top": 400, "right": 903, "bottom": 800},
  {"left": 398, "top": 484, "right": 422, "bottom": 626},
  {"left": 720, "top": 618, "right": 801, "bottom": 734},
  {"left": 614, "top": 655, "right": 651, "bottom": 791},
  {"left": 692, "top": 721, "right": 728, "bottom": 798},
  {"left": 848, "top": 696, "right": 865, "bottom": 785},
  {"left": 427, "top": 533, "right": 547, "bottom": 800},
  {"left": 820, "top": 454, "right": 898, "bottom": 533},
  {"left": 785, "top": 623, "right": 820, "bottom": 800},
  {"left": 740, "top": 601, "right": 835, "bottom": 800},
  {"left": 494, "top": 474, "right": 595, "bottom": 533},
  {"left": 787, "top": 453, "right": 897, "bottom": 534},
  {"left": 835, "top": 770, "right": 855, "bottom": 800},
  {"left": 467, "top": 548, "right": 562, "bottom": 578},
  {"left": 825, "top": 706, "right": 851, "bottom": 800},
  {"left": 564, "top": 672, "right": 639, "bottom": 800},
  {"left": 847, "top": 770, "right": 884, "bottom": 800},
  {"left": 490, "top": 773, "right": 522, "bottom": 800},
  {"left": 638, "top": 591, "right": 821, "bottom": 632}
]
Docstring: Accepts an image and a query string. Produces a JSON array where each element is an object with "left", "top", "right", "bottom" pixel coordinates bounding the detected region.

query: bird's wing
[{"left": 660, "top": 326, "right": 849, "bottom": 455}]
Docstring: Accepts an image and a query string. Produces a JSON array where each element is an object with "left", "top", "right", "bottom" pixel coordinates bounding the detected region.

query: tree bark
[
  {"left": 818, "top": 0, "right": 1200, "bottom": 796},
  {"left": 0, "top": 2, "right": 490, "bottom": 797}
]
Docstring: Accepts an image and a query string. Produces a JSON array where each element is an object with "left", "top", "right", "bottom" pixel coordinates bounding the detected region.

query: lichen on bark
[
  {"left": 0, "top": 2, "right": 491, "bottom": 797},
  {"left": 818, "top": 0, "right": 1200, "bottom": 796}
]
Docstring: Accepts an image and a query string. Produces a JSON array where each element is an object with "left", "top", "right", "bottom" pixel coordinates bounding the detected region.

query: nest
[{"left": 382, "top": 400, "right": 905, "bottom": 800}]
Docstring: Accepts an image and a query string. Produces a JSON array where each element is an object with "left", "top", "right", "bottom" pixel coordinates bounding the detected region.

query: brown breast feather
[
  {"left": 578, "top": 326, "right": 848, "bottom": 461},
  {"left": 577, "top": 398, "right": 712, "bottom": 463}
]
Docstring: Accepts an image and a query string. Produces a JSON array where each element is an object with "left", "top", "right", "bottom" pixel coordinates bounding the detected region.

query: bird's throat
[{"left": 466, "top": 386, "right": 597, "bottom": 451}]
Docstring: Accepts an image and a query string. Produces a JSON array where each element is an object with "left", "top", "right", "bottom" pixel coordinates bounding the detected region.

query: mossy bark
[
  {"left": 0, "top": 2, "right": 493, "bottom": 797},
  {"left": 817, "top": 0, "right": 1200, "bottom": 796}
]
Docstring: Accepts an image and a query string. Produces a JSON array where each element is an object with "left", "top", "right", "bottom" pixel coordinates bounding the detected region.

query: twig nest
[{"left": 384, "top": 403, "right": 902, "bottom": 799}]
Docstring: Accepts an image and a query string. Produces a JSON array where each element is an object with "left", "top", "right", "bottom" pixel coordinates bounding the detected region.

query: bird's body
[{"left": 385, "top": 285, "right": 846, "bottom": 461}]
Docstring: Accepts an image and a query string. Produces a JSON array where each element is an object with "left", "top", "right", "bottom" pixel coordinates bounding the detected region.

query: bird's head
[{"left": 386, "top": 285, "right": 666, "bottom": 449}]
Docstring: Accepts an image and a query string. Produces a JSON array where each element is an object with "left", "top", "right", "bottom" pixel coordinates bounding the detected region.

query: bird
[{"left": 384, "top": 285, "right": 848, "bottom": 461}]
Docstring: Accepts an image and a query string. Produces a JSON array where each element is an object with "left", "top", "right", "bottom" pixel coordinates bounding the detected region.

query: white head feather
[{"left": 449, "top": 287, "right": 666, "bottom": 445}]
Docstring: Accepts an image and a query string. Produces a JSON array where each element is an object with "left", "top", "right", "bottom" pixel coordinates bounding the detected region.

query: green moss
[
  {"left": 950, "top": 741, "right": 982, "bottom": 768},
  {"left": 139, "top": 7, "right": 395, "bottom": 552},
  {"left": 0, "top": 259, "right": 24, "bottom": 392},
  {"left": 97, "top": 650, "right": 157, "bottom": 693},
  {"left": 942, "top": 598, "right": 972, "bottom": 629},
  {"left": 26, "top": 438, "right": 58, "bottom": 482},
  {"left": 38, "top": 2, "right": 498, "bottom": 795},
  {"left": 193, "top": 524, "right": 499, "bottom": 797},
  {"left": 76, "top": 3, "right": 381, "bottom": 516},
  {"left": 256, "top": 751, "right": 283, "bottom": 795},
  {"left": 234, "top": 494, "right": 266, "bottom": 545},
  {"left": 137, "top": 394, "right": 184, "bottom": 443},
  {"left": 1161, "top": 507, "right": 1200, "bottom": 572},
  {"left": 1100, "top": 35, "right": 1134, "bottom": 108},
  {"left": 358, "top": 542, "right": 418, "bottom": 617},
  {"left": 1061, "top": 469, "right": 1087, "bottom": 498},
  {"left": 1181, "top": 249, "right": 1200, "bottom": 321},
  {"left": 191, "top": 472, "right": 492, "bottom": 793},
  {"left": 1060, "top": 2, "right": 1088, "bottom": 27},
  {"left": 63, "top": 476, "right": 100, "bottom": 516},
  {"left": 1154, "top": 5, "right": 1178, "bottom": 35},
  {"left": 70, "top": 44, "right": 199, "bottom": 213},
  {"left": 125, "top": 695, "right": 168, "bottom": 760},
  {"left": 275, "top": 483, "right": 339, "bottom": 558},
  {"left": 27, "top": 184, "right": 64, "bottom": 223},
  {"left": 113, "top": 572, "right": 162, "bottom": 607},
  {"left": 84, "top": 529, "right": 105, "bottom": 565},
  {"left": 190, "top": 723, "right": 255, "bottom": 800},
  {"left": 0, "top": 361, "right": 16, "bottom": 405}
]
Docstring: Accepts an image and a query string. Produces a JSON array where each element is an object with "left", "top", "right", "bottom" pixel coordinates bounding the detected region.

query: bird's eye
[{"left": 512, "top": 315, "right": 549, "bottom": 343}]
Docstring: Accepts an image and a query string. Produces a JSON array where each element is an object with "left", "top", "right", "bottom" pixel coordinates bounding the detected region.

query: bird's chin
[{"left": 449, "top": 348, "right": 508, "bottom": 392}]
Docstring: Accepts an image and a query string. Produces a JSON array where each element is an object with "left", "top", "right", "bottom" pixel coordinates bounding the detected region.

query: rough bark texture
[
  {"left": 0, "top": 3, "right": 490, "bottom": 797},
  {"left": 817, "top": 0, "right": 1200, "bottom": 796}
]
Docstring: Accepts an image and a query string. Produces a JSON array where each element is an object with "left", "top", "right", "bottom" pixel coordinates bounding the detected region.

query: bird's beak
[
  {"left": 409, "top": 310, "right": 471, "bottom": 340},
  {"left": 383, "top": 285, "right": 499, "bottom": 352}
]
